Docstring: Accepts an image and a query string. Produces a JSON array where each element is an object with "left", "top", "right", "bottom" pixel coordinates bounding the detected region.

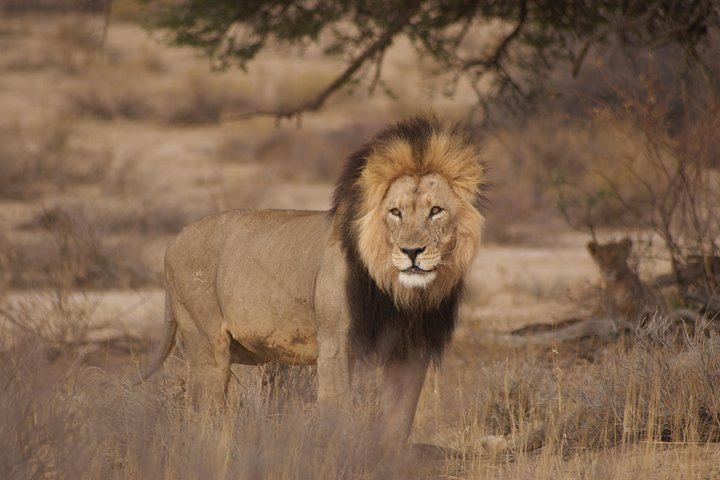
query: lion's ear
[{"left": 587, "top": 241, "right": 597, "bottom": 256}]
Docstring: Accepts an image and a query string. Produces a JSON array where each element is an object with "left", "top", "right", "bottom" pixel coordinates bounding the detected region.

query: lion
[
  {"left": 511, "top": 238, "right": 703, "bottom": 345},
  {"left": 587, "top": 238, "right": 666, "bottom": 326},
  {"left": 137, "top": 116, "right": 486, "bottom": 444}
]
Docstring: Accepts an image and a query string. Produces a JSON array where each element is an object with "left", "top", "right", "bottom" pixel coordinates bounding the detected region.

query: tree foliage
[{"left": 143, "top": 0, "right": 720, "bottom": 119}]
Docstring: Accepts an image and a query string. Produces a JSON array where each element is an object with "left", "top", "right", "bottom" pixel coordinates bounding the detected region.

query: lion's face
[
  {"left": 383, "top": 173, "right": 458, "bottom": 290},
  {"left": 587, "top": 238, "right": 632, "bottom": 282},
  {"left": 335, "top": 117, "right": 485, "bottom": 309}
]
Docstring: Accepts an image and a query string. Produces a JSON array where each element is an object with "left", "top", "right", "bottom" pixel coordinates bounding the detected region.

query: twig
[
  {"left": 570, "top": 0, "right": 664, "bottom": 77},
  {"left": 222, "top": 1, "right": 420, "bottom": 123},
  {"left": 368, "top": 49, "right": 386, "bottom": 96},
  {"left": 462, "top": 0, "right": 527, "bottom": 70},
  {"left": 99, "top": 0, "right": 113, "bottom": 49}
]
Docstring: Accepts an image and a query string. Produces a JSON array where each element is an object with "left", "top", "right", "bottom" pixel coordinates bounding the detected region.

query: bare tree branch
[
  {"left": 571, "top": 0, "right": 665, "bottom": 77},
  {"left": 368, "top": 49, "right": 386, "bottom": 96},
  {"left": 222, "top": 1, "right": 421, "bottom": 123},
  {"left": 462, "top": 0, "right": 528, "bottom": 70},
  {"left": 100, "top": 0, "right": 112, "bottom": 48}
]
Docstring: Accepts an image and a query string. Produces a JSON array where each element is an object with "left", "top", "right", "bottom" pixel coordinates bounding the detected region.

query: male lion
[{"left": 138, "top": 116, "right": 485, "bottom": 444}]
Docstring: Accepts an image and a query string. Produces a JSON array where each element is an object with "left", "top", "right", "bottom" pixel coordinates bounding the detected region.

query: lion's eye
[
  {"left": 389, "top": 208, "right": 402, "bottom": 218},
  {"left": 429, "top": 206, "right": 444, "bottom": 218}
]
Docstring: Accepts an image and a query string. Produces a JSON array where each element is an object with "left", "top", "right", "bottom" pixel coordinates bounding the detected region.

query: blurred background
[{"left": 1, "top": 1, "right": 719, "bottom": 478}]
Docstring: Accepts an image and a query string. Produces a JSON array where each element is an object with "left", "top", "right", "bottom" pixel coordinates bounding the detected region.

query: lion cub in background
[{"left": 587, "top": 238, "right": 665, "bottom": 326}]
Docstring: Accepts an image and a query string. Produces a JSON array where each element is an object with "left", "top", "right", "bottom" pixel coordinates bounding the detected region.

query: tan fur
[
  {"left": 587, "top": 238, "right": 665, "bottom": 325},
  {"left": 356, "top": 129, "right": 484, "bottom": 307},
  {"left": 137, "top": 116, "right": 485, "bottom": 444}
]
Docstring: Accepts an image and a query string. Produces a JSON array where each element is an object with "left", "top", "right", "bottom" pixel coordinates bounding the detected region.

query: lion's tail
[{"left": 134, "top": 291, "right": 177, "bottom": 385}]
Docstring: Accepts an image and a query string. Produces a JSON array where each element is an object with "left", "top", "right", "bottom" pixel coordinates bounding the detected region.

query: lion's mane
[{"left": 332, "top": 116, "right": 486, "bottom": 363}]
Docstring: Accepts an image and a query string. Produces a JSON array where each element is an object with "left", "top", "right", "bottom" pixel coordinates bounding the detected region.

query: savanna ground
[{"left": 1, "top": 4, "right": 720, "bottom": 479}]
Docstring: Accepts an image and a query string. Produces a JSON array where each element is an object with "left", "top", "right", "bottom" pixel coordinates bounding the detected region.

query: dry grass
[
  {"left": 0, "top": 333, "right": 435, "bottom": 479},
  {"left": 236, "top": 121, "right": 382, "bottom": 182},
  {"left": 7, "top": 205, "right": 161, "bottom": 289},
  {"left": 70, "top": 72, "right": 257, "bottom": 125},
  {"left": 0, "top": 121, "right": 111, "bottom": 200},
  {"left": 2, "top": 316, "right": 720, "bottom": 479}
]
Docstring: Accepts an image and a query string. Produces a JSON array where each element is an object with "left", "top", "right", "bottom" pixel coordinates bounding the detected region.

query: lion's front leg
[
  {"left": 379, "top": 356, "right": 430, "bottom": 444},
  {"left": 314, "top": 240, "right": 355, "bottom": 419},
  {"left": 316, "top": 328, "right": 354, "bottom": 411}
]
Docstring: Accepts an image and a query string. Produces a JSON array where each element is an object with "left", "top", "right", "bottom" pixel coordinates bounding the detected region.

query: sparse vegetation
[
  {"left": 1, "top": 6, "right": 720, "bottom": 479},
  {"left": 145, "top": 0, "right": 719, "bottom": 119},
  {"left": 7, "top": 205, "right": 160, "bottom": 289},
  {"left": 3, "top": 317, "right": 720, "bottom": 478},
  {"left": 0, "top": 121, "right": 111, "bottom": 199}
]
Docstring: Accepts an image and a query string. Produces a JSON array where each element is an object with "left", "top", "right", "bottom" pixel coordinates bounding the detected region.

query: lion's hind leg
[{"left": 170, "top": 296, "right": 232, "bottom": 411}]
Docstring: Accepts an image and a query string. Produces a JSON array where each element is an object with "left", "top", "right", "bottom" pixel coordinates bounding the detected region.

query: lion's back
[{"left": 166, "top": 209, "right": 333, "bottom": 292}]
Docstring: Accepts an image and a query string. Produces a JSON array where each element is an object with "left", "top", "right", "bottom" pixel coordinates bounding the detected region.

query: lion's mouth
[
  {"left": 402, "top": 266, "right": 433, "bottom": 274},
  {"left": 398, "top": 267, "right": 437, "bottom": 289}
]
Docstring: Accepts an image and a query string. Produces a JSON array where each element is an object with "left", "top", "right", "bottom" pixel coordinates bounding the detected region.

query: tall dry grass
[
  {"left": 2, "top": 312, "right": 720, "bottom": 479},
  {"left": 0, "top": 332, "right": 440, "bottom": 479},
  {"left": 0, "top": 121, "right": 112, "bottom": 200}
]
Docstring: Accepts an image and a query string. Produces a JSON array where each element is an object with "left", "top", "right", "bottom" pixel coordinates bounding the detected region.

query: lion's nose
[{"left": 400, "top": 246, "right": 425, "bottom": 263}]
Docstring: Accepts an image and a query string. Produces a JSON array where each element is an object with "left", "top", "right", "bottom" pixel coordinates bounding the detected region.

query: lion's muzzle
[
  {"left": 395, "top": 245, "right": 439, "bottom": 289},
  {"left": 400, "top": 246, "right": 425, "bottom": 263}
]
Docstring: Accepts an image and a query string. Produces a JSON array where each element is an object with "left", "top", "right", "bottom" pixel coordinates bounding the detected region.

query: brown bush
[
  {"left": 481, "top": 117, "right": 635, "bottom": 243},
  {"left": 9, "top": 205, "right": 160, "bottom": 289},
  {"left": 0, "top": 335, "right": 434, "bottom": 480},
  {"left": 247, "top": 122, "right": 382, "bottom": 182},
  {"left": 0, "top": 122, "right": 112, "bottom": 200},
  {"left": 164, "top": 74, "right": 256, "bottom": 125},
  {"left": 70, "top": 85, "right": 151, "bottom": 121},
  {"left": 0, "top": 0, "right": 105, "bottom": 13}
]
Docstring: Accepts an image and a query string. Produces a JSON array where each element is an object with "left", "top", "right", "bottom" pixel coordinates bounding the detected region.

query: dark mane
[
  {"left": 331, "top": 116, "right": 474, "bottom": 364},
  {"left": 345, "top": 255, "right": 461, "bottom": 364}
]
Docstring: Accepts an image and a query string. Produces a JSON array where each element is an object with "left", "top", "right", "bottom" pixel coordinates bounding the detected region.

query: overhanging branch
[{"left": 223, "top": 1, "right": 421, "bottom": 123}]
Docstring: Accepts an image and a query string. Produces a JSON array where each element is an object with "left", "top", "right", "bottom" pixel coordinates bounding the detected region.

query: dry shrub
[
  {"left": 81, "top": 200, "right": 198, "bottom": 235},
  {"left": 485, "top": 54, "right": 720, "bottom": 247},
  {"left": 71, "top": 72, "right": 255, "bottom": 125},
  {"left": 0, "top": 121, "right": 111, "bottom": 199},
  {"left": 70, "top": 84, "right": 151, "bottom": 121},
  {"left": 109, "top": 0, "right": 145, "bottom": 22},
  {"left": 0, "top": 342, "right": 99, "bottom": 480},
  {"left": 52, "top": 17, "right": 105, "bottom": 73},
  {"left": 0, "top": 335, "right": 436, "bottom": 480},
  {"left": 0, "top": 289, "right": 151, "bottom": 368},
  {"left": 427, "top": 317, "right": 720, "bottom": 480},
  {"left": 0, "top": 0, "right": 105, "bottom": 13},
  {"left": 482, "top": 116, "right": 638, "bottom": 243},
  {"left": 164, "top": 74, "right": 255, "bottom": 125},
  {"left": 22, "top": 196, "right": 198, "bottom": 236},
  {"left": 564, "top": 323, "right": 720, "bottom": 449},
  {"left": 0, "top": 15, "right": 105, "bottom": 73},
  {"left": 9, "top": 205, "right": 159, "bottom": 289},
  {"left": 556, "top": 69, "right": 720, "bottom": 314},
  {"left": 472, "top": 361, "right": 555, "bottom": 439},
  {"left": 245, "top": 122, "right": 382, "bottom": 182}
]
